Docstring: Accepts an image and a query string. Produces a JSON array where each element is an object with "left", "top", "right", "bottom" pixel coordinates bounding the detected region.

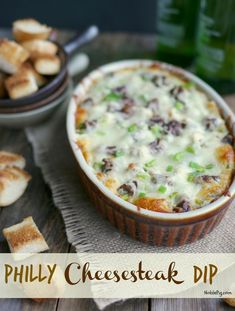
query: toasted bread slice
[
  {"left": 0, "top": 39, "right": 29, "bottom": 74},
  {"left": 224, "top": 298, "right": 235, "bottom": 307},
  {"left": 13, "top": 19, "right": 52, "bottom": 42},
  {"left": 0, "top": 72, "right": 6, "bottom": 98},
  {"left": 21, "top": 62, "right": 47, "bottom": 87},
  {"left": 3, "top": 216, "right": 49, "bottom": 260},
  {"left": 0, "top": 166, "right": 31, "bottom": 207},
  {"left": 22, "top": 39, "right": 58, "bottom": 59},
  {"left": 22, "top": 264, "right": 65, "bottom": 298},
  {"left": 5, "top": 68, "right": 38, "bottom": 99},
  {"left": 0, "top": 151, "right": 25, "bottom": 170},
  {"left": 34, "top": 55, "right": 61, "bottom": 75}
]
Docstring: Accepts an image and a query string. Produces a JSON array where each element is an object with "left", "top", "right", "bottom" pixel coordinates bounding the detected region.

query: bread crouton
[
  {"left": 224, "top": 298, "right": 235, "bottom": 307},
  {"left": 0, "top": 151, "right": 25, "bottom": 170},
  {"left": 3, "top": 216, "right": 49, "bottom": 260},
  {"left": 0, "top": 39, "right": 29, "bottom": 74},
  {"left": 20, "top": 62, "right": 47, "bottom": 87},
  {"left": 22, "top": 39, "right": 58, "bottom": 59},
  {"left": 5, "top": 67, "right": 38, "bottom": 99},
  {"left": 13, "top": 19, "right": 52, "bottom": 42},
  {"left": 33, "top": 55, "right": 61, "bottom": 75},
  {"left": 0, "top": 166, "right": 31, "bottom": 207}
]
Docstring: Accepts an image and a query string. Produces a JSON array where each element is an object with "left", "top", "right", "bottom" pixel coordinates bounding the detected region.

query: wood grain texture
[
  {"left": 0, "top": 29, "right": 234, "bottom": 311},
  {"left": 151, "top": 299, "right": 235, "bottom": 311},
  {"left": 0, "top": 129, "right": 69, "bottom": 311},
  {"left": 57, "top": 298, "right": 149, "bottom": 311}
]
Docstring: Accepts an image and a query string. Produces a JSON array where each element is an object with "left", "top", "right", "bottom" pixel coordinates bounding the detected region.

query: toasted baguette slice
[
  {"left": 13, "top": 19, "right": 52, "bottom": 42},
  {"left": 0, "top": 166, "right": 31, "bottom": 207},
  {"left": 0, "top": 72, "right": 6, "bottom": 98},
  {"left": 0, "top": 151, "right": 25, "bottom": 170},
  {"left": 20, "top": 62, "right": 47, "bottom": 87},
  {"left": 22, "top": 39, "right": 58, "bottom": 59},
  {"left": 0, "top": 39, "right": 29, "bottom": 74},
  {"left": 3, "top": 216, "right": 49, "bottom": 260},
  {"left": 5, "top": 68, "right": 38, "bottom": 99},
  {"left": 34, "top": 55, "right": 61, "bottom": 75}
]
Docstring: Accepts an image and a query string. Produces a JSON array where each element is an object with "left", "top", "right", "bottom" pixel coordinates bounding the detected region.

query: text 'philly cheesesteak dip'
[{"left": 74, "top": 64, "right": 234, "bottom": 213}]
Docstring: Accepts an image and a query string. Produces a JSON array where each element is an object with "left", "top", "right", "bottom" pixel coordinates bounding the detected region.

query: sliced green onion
[
  {"left": 104, "top": 92, "right": 122, "bottom": 102},
  {"left": 195, "top": 198, "right": 203, "bottom": 205},
  {"left": 169, "top": 191, "right": 178, "bottom": 199},
  {"left": 141, "top": 74, "right": 150, "bottom": 81},
  {"left": 128, "top": 123, "right": 138, "bottom": 133},
  {"left": 151, "top": 125, "right": 162, "bottom": 138},
  {"left": 189, "top": 161, "right": 205, "bottom": 172},
  {"left": 172, "top": 152, "right": 184, "bottom": 161},
  {"left": 139, "top": 94, "right": 148, "bottom": 102},
  {"left": 166, "top": 165, "right": 174, "bottom": 172},
  {"left": 217, "top": 126, "right": 226, "bottom": 133},
  {"left": 93, "top": 162, "right": 102, "bottom": 170},
  {"left": 158, "top": 185, "right": 167, "bottom": 193},
  {"left": 77, "top": 124, "right": 86, "bottom": 134},
  {"left": 121, "top": 194, "right": 129, "bottom": 201},
  {"left": 187, "top": 174, "right": 195, "bottom": 182},
  {"left": 175, "top": 101, "right": 184, "bottom": 111},
  {"left": 138, "top": 192, "right": 146, "bottom": 198},
  {"left": 144, "top": 159, "right": 156, "bottom": 168},
  {"left": 184, "top": 81, "right": 195, "bottom": 89},
  {"left": 187, "top": 172, "right": 198, "bottom": 182},
  {"left": 115, "top": 150, "right": 125, "bottom": 157},
  {"left": 185, "top": 145, "right": 195, "bottom": 154},
  {"left": 79, "top": 123, "right": 86, "bottom": 129},
  {"left": 205, "top": 163, "right": 214, "bottom": 169},
  {"left": 136, "top": 173, "right": 149, "bottom": 180},
  {"left": 76, "top": 129, "right": 85, "bottom": 134}
]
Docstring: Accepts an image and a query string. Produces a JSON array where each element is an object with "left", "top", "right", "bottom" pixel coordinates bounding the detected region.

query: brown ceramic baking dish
[{"left": 67, "top": 60, "right": 235, "bottom": 247}]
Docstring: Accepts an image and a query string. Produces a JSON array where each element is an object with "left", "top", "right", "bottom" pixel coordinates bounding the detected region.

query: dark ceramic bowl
[
  {"left": 0, "top": 78, "right": 72, "bottom": 128},
  {"left": 0, "top": 26, "right": 99, "bottom": 109},
  {"left": 0, "top": 73, "right": 69, "bottom": 113},
  {"left": 67, "top": 60, "right": 235, "bottom": 247}
]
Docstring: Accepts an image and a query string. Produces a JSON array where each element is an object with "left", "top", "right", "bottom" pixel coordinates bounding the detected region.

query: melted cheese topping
[{"left": 74, "top": 66, "right": 234, "bottom": 213}]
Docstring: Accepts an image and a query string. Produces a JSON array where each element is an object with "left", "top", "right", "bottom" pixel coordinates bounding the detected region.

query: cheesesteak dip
[{"left": 74, "top": 65, "right": 235, "bottom": 213}]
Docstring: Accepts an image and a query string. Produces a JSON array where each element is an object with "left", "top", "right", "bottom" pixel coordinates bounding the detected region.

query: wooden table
[{"left": 0, "top": 30, "right": 234, "bottom": 311}]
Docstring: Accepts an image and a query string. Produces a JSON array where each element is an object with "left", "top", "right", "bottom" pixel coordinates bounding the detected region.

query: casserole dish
[{"left": 67, "top": 60, "right": 235, "bottom": 246}]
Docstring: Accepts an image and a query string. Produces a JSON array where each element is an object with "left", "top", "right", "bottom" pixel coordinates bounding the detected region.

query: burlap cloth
[{"left": 25, "top": 93, "right": 235, "bottom": 309}]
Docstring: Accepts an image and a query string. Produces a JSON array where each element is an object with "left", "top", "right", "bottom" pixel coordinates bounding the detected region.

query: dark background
[{"left": 0, "top": 0, "right": 157, "bottom": 32}]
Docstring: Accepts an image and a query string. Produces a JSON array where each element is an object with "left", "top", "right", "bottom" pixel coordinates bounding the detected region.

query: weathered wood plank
[
  {"left": 57, "top": 298, "right": 149, "bottom": 311},
  {"left": 0, "top": 129, "right": 70, "bottom": 252},
  {"left": 151, "top": 299, "right": 235, "bottom": 311},
  {"left": 0, "top": 129, "right": 70, "bottom": 311}
]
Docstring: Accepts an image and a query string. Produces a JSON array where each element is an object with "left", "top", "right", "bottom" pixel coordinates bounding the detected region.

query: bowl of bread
[{"left": 0, "top": 19, "right": 98, "bottom": 127}]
